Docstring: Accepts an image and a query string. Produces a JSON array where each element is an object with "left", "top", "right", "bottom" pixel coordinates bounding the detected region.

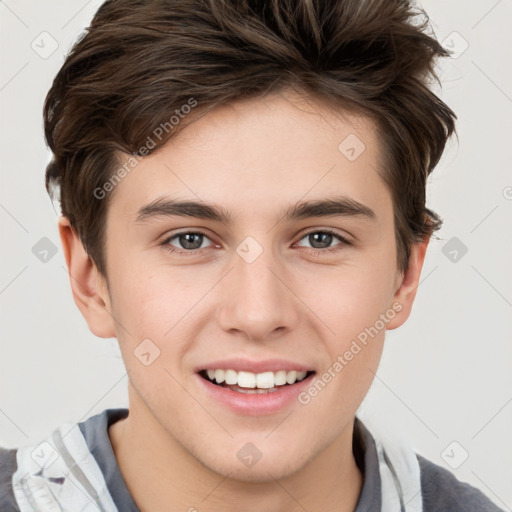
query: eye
[
  {"left": 295, "top": 229, "right": 350, "bottom": 254},
  {"left": 161, "top": 231, "right": 214, "bottom": 256},
  {"left": 160, "top": 228, "right": 350, "bottom": 257}
]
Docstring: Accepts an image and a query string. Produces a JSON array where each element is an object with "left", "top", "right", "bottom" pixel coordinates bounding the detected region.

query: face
[{"left": 63, "top": 89, "right": 423, "bottom": 482}]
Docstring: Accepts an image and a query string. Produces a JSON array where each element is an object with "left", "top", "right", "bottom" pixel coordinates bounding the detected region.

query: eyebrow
[{"left": 135, "top": 195, "right": 376, "bottom": 224}]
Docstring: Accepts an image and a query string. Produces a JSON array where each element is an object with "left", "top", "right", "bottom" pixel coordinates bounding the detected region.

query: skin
[{"left": 59, "top": 88, "right": 429, "bottom": 512}]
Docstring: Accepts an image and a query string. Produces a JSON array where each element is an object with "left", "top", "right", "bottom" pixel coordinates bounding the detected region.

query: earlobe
[
  {"left": 58, "top": 216, "right": 116, "bottom": 339},
  {"left": 386, "top": 236, "right": 430, "bottom": 331}
]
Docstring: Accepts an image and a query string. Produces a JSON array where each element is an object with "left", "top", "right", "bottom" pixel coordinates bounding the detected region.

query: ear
[
  {"left": 58, "top": 215, "right": 116, "bottom": 338},
  {"left": 386, "top": 236, "right": 430, "bottom": 330}
]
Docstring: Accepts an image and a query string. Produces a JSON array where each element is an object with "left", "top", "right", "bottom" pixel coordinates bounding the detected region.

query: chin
[
  {"left": 211, "top": 460, "right": 303, "bottom": 483},
  {"left": 195, "top": 444, "right": 310, "bottom": 483}
]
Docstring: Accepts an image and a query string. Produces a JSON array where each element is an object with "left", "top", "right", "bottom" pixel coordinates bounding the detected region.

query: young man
[{"left": 0, "top": 0, "right": 504, "bottom": 510}]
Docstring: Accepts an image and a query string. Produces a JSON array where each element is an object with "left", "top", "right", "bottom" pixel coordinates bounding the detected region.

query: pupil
[
  {"left": 310, "top": 232, "right": 332, "bottom": 249},
  {"left": 180, "top": 233, "right": 202, "bottom": 250}
]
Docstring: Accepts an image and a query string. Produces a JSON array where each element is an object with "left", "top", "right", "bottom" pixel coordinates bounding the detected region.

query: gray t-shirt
[{"left": 0, "top": 408, "right": 504, "bottom": 511}]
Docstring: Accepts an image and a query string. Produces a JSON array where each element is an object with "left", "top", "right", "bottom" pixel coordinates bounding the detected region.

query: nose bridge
[{"left": 216, "top": 236, "right": 298, "bottom": 340}]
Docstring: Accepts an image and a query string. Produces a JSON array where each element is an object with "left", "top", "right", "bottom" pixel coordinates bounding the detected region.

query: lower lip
[{"left": 195, "top": 372, "right": 315, "bottom": 416}]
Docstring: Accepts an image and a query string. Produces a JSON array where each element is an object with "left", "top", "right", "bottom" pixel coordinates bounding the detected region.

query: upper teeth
[{"left": 205, "top": 369, "right": 308, "bottom": 388}]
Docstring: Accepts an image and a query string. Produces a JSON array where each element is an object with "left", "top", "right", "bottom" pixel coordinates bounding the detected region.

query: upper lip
[{"left": 195, "top": 358, "right": 314, "bottom": 374}]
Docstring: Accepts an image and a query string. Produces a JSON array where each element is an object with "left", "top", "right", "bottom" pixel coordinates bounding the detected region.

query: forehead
[{"left": 108, "top": 90, "right": 389, "bottom": 225}]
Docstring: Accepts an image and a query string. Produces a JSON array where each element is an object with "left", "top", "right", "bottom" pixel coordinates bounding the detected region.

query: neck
[{"left": 109, "top": 389, "right": 363, "bottom": 512}]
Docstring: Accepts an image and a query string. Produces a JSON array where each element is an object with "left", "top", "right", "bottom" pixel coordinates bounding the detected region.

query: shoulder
[
  {"left": 0, "top": 446, "right": 20, "bottom": 511},
  {"left": 0, "top": 408, "right": 129, "bottom": 512},
  {"left": 418, "top": 454, "right": 505, "bottom": 512}
]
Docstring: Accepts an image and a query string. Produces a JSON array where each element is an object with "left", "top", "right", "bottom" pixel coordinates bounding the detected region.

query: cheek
[
  {"left": 304, "top": 259, "right": 396, "bottom": 341},
  {"left": 109, "top": 256, "right": 203, "bottom": 326},
  {"left": 107, "top": 262, "right": 198, "bottom": 357},
  {"left": 320, "top": 259, "right": 396, "bottom": 401},
  {"left": 298, "top": 269, "right": 391, "bottom": 418}
]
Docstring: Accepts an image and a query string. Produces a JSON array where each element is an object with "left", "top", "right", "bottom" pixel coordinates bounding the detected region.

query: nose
[{"left": 216, "top": 245, "right": 300, "bottom": 342}]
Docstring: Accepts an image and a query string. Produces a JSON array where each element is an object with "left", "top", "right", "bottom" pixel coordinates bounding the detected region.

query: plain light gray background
[{"left": 1, "top": 0, "right": 511, "bottom": 509}]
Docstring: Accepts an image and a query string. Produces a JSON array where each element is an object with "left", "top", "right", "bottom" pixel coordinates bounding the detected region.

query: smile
[{"left": 199, "top": 369, "right": 314, "bottom": 394}]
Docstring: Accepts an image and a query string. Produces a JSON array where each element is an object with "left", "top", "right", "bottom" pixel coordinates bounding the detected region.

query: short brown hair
[{"left": 44, "top": 0, "right": 456, "bottom": 279}]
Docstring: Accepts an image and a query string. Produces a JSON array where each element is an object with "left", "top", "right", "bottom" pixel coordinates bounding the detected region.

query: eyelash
[{"left": 160, "top": 229, "right": 351, "bottom": 257}]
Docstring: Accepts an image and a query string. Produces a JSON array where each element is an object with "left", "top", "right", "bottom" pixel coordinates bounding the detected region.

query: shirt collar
[{"left": 79, "top": 408, "right": 382, "bottom": 512}]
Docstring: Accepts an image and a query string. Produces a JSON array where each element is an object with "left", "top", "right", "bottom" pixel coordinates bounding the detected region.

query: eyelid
[
  {"left": 294, "top": 228, "right": 351, "bottom": 253},
  {"left": 161, "top": 229, "right": 217, "bottom": 249},
  {"left": 298, "top": 227, "right": 352, "bottom": 243},
  {"left": 161, "top": 226, "right": 351, "bottom": 256}
]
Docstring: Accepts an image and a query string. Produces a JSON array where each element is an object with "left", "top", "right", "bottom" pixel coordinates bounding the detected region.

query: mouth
[
  {"left": 198, "top": 368, "right": 316, "bottom": 394},
  {"left": 194, "top": 358, "right": 317, "bottom": 415}
]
